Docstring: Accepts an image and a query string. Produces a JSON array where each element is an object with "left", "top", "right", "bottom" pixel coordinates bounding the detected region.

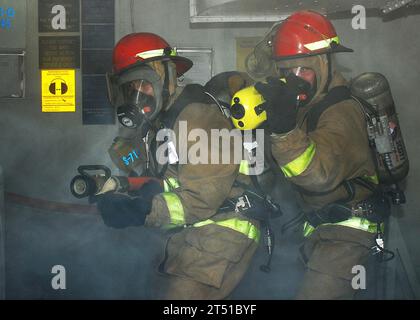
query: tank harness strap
[
  {"left": 149, "top": 84, "right": 213, "bottom": 178},
  {"left": 300, "top": 86, "right": 388, "bottom": 234},
  {"left": 306, "top": 85, "right": 351, "bottom": 134}
]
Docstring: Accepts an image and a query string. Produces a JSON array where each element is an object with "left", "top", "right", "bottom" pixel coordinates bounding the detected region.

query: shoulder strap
[
  {"left": 160, "top": 84, "right": 213, "bottom": 130},
  {"left": 150, "top": 84, "right": 213, "bottom": 178},
  {"left": 301, "top": 86, "right": 379, "bottom": 202},
  {"left": 306, "top": 86, "right": 351, "bottom": 133}
]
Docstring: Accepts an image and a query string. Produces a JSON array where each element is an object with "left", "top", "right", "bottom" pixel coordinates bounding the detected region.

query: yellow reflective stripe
[
  {"left": 162, "top": 192, "right": 185, "bottom": 225},
  {"left": 164, "top": 177, "right": 180, "bottom": 192},
  {"left": 281, "top": 141, "right": 316, "bottom": 178},
  {"left": 304, "top": 36, "right": 340, "bottom": 51},
  {"left": 303, "top": 217, "right": 383, "bottom": 237},
  {"left": 239, "top": 160, "right": 250, "bottom": 175},
  {"left": 135, "top": 48, "right": 177, "bottom": 60},
  {"left": 363, "top": 174, "right": 379, "bottom": 185},
  {"left": 303, "top": 221, "right": 315, "bottom": 237},
  {"left": 334, "top": 217, "right": 380, "bottom": 233},
  {"left": 194, "top": 218, "right": 260, "bottom": 242}
]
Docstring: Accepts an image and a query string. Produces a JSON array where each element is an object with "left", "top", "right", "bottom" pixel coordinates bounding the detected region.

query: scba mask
[
  {"left": 278, "top": 66, "right": 316, "bottom": 104},
  {"left": 115, "top": 65, "right": 165, "bottom": 135},
  {"left": 117, "top": 79, "right": 157, "bottom": 128}
]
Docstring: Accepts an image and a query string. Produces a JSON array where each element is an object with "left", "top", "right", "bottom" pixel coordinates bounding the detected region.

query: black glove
[
  {"left": 97, "top": 180, "right": 163, "bottom": 228},
  {"left": 254, "top": 75, "right": 308, "bottom": 134}
]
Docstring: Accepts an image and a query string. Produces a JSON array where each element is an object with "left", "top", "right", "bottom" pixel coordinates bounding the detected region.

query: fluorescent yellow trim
[
  {"left": 363, "top": 174, "right": 379, "bottom": 185},
  {"left": 164, "top": 177, "right": 180, "bottom": 192},
  {"left": 162, "top": 192, "right": 185, "bottom": 225},
  {"left": 281, "top": 141, "right": 316, "bottom": 178},
  {"left": 304, "top": 36, "right": 340, "bottom": 51},
  {"left": 303, "top": 221, "right": 315, "bottom": 238},
  {"left": 135, "top": 48, "right": 177, "bottom": 60},
  {"left": 303, "top": 217, "right": 383, "bottom": 238},
  {"left": 194, "top": 218, "right": 260, "bottom": 242},
  {"left": 239, "top": 160, "right": 250, "bottom": 175}
]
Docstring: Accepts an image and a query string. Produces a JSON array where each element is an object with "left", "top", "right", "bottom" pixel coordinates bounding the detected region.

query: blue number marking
[
  {"left": 122, "top": 156, "right": 129, "bottom": 166},
  {"left": 1, "top": 18, "right": 11, "bottom": 29},
  {"left": 6, "top": 7, "right": 15, "bottom": 18},
  {"left": 123, "top": 150, "right": 141, "bottom": 166}
]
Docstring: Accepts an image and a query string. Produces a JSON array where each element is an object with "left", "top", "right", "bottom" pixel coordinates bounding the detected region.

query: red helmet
[
  {"left": 112, "top": 32, "right": 192, "bottom": 75},
  {"left": 273, "top": 10, "right": 353, "bottom": 60}
]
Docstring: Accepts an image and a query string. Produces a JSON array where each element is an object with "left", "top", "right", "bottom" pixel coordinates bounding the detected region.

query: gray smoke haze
[
  {"left": 0, "top": 143, "right": 331, "bottom": 299},
  {"left": 3, "top": 149, "right": 306, "bottom": 299},
  {"left": 0, "top": 110, "right": 306, "bottom": 298},
  {"left": 2, "top": 0, "right": 420, "bottom": 300}
]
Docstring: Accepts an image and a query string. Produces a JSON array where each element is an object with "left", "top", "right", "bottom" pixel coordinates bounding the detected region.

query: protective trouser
[
  {"left": 151, "top": 218, "right": 259, "bottom": 300},
  {"left": 296, "top": 224, "right": 375, "bottom": 300}
]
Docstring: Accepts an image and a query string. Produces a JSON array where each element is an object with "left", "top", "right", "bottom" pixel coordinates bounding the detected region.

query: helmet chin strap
[
  {"left": 324, "top": 53, "right": 332, "bottom": 94},
  {"left": 162, "top": 60, "right": 171, "bottom": 110}
]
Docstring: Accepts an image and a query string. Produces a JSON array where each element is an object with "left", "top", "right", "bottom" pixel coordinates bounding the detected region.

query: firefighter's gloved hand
[
  {"left": 254, "top": 76, "right": 301, "bottom": 134},
  {"left": 95, "top": 176, "right": 129, "bottom": 196},
  {"left": 127, "top": 177, "right": 163, "bottom": 198},
  {"left": 97, "top": 180, "right": 163, "bottom": 228}
]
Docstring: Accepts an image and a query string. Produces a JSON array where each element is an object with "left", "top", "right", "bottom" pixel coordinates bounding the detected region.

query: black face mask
[
  {"left": 285, "top": 73, "right": 316, "bottom": 107},
  {"left": 117, "top": 92, "right": 157, "bottom": 129}
]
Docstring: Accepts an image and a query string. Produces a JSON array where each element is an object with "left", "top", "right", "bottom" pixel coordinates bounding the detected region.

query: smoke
[
  {"left": 5, "top": 203, "right": 167, "bottom": 299},
  {"left": 4, "top": 140, "right": 306, "bottom": 299}
]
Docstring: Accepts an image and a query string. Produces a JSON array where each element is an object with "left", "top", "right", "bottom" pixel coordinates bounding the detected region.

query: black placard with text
[{"left": 39, "top": 36, "right": 80, "bottom": 69}]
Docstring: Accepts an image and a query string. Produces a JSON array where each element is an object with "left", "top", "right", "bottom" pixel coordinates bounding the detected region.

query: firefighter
[
  {"left": 96, "top": 33, "right": 260, "bottom": 299},
  {"left": 253, "top": 10, "right": 381, "bottom": 299}
]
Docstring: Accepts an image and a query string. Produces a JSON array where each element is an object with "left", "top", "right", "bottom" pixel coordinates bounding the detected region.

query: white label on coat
[
  {"left": 168, "top": 141, "right": 179, "bottom": 164},
  {"left": 243, "top": 141, "right": 258, "bottom": 152}
]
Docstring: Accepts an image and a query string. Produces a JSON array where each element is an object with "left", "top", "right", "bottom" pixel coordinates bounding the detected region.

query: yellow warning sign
[{"left": 41, "top": 69, "right": 76, "bottom": 112}]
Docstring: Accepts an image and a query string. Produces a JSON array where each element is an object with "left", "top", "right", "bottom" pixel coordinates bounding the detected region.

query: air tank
[{"left": 351, "top": 72, "right": 409, "bottom": 184}]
